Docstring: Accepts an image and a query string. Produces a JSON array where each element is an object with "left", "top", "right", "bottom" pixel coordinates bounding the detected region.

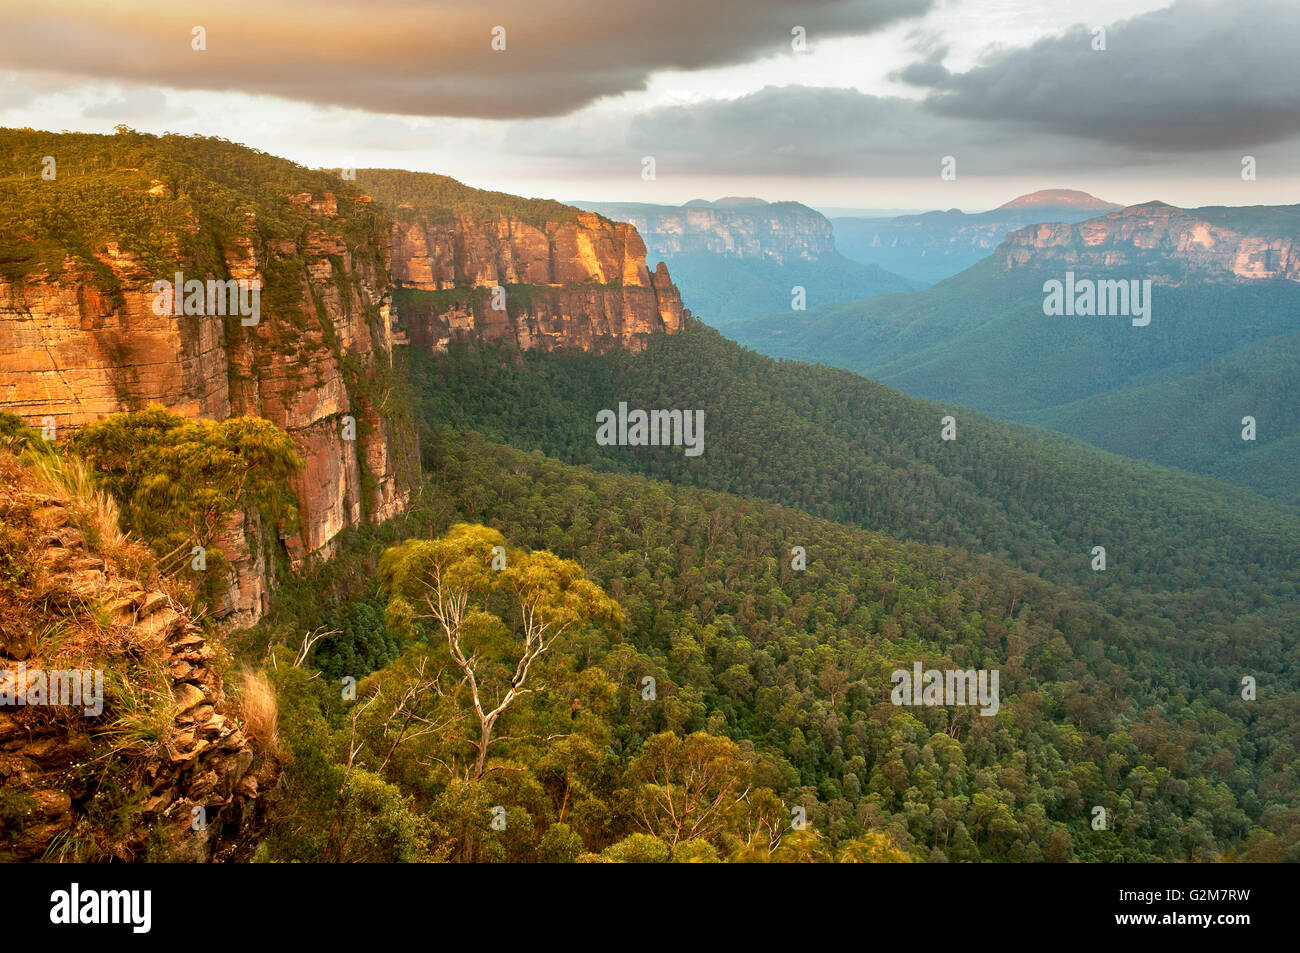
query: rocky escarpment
[
  {"left": 574, "top": 199, "right": 835, "bottom": 263},
  {"left": 389, "top": 211, "right": 687, "bottom": 353},
  {"left": 0, "top": 162, "right": 419, "bottom": 622},
  {"left": 0, "top": 455, "right": 271, "bottom": 861},
  {"left": 997, "top": 201, "right": 1300, "bottom": 284},
  {"left": 830, "top": 191, "right": 1123, "bottom": 286}
]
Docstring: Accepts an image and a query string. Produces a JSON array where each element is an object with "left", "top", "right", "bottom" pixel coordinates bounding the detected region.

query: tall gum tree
[{"left": 379, "top": 523, "right": 623, "bottom": 780}]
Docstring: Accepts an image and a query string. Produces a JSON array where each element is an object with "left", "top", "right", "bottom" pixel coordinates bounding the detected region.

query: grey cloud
[
  {"left": 924, "top": 0, "right": 1300, "bottom": 151},
  {"left": 891, "top": 46, "right": 950, "bottom": 86},
  {"left": 341, "top": 117, "right": 457, "bottom": 152},
  {"left": 0, "top": 0, "right": 934, "bottom": 120},
  {"left": 82, "top": 88, "right": 172, "bottom": 119},
  {"left": 0, "top": 75, "right": 37, "bottom": 111},
  {"left": 621, "top": 84, "right": 1131, "bottom": 176},
  {"left": 0, "top": 70, "right": 79, "bottom": 112}
]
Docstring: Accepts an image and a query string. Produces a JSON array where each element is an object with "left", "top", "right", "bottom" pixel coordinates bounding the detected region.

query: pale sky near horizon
[{"left": 1, "top": 0, "right": 1297, "bottom": 211}]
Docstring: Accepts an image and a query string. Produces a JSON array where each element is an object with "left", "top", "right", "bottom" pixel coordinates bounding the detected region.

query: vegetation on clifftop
[
  {"left": 0, "top": 126, "right": 388, "bottom": 284},
  {"left": 355, "top": 168, "right": 588, "bottom": 228}
]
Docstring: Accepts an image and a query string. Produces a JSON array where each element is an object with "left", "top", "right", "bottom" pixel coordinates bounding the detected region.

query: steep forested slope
[
  {"left": 660, "top": 251, "right": 913, "bottom": 324},
  {"left": 407, "top": 321, "right": 1300, "bottom": 617},
  {"left": 1021, "top": 330, "right": 1300, "bottom": 504},
  {"left": 354, "top": 168, "right": 586, "bottom": 227},
  {"left": 243, "top": 427, "right": 1300, "bottom": 862},
  {"left": 725, "top": 261, "right": 1300, "bottom": 411},
  {"left": 0, "top": 128, "right": 389, "bottom": 282}
]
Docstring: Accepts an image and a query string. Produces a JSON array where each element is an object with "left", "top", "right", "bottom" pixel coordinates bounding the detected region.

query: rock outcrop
[
  {"left": 997, "top": 202, "right": 1300, "bottom": 284},
  {"left": 0, "top": 187, "right": 419, "bottom": 623},
  {"left": 0, "top": 456, "right": 271, "bottom": 861},
  {"left": 0, "top": 136, "right": 685, "bottom": 626},
  {"left": 389, "top": 211, "right": 687, "bottom": 353}
]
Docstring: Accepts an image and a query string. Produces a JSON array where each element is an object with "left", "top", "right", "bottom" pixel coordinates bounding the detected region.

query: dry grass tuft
[
  {"left": 236, "top": 668, "right": 279, "bottom": 756},
  {"left": 24, "top": 450, "right": 134, "bottom": 561},
  {"left": 23, "top": 449, "right": 161, "bottom": 586}
]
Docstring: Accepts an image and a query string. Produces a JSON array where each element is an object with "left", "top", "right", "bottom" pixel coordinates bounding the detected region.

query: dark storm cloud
[
  {"left": 611, "top": 0, "right": 1300, "bottom": 178},
  {"left": 922, "top": 0, "right": 1300, "bottom": 151},
  {"left": 629, "top": 86, "right": 944, "bottom": 173},
  {"left": 0, "top": 0, "right": 933, "bottom": 120},
  {"left": 623, "top": 84, "right": 1128, "bottom": 175}
]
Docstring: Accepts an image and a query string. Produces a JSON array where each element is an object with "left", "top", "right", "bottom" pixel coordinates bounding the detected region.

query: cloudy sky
[{"left": 2, "top": 0, "right": 1297, "bottom": 211}]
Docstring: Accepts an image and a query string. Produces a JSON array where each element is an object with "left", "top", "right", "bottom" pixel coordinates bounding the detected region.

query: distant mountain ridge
[
  {"left": 833, "top": 189, "right": 1123, "bottom": 286},
  {"left": 997, "top": 200, "right": 1300, "bottom": 284},
  {"left": 683, "top": 196, "right": 769, "bottom": 208},
  {"left": 571, "top": 198, "right": 835, "bottom": 263},
  {"left": 997, "top": 188, "right": 1120, "bottom": 212},
  {"left": 570, "top": 197, "right": 914, "bottom": 321},
  {"left": 723, "top": 197, "right": 1300, "bottom": 505}
]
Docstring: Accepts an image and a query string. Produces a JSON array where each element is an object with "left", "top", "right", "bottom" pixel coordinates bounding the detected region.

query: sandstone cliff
[
  {"left": 997, "top": 201, "right": 1300, "bottom": 284},
  {"left": 352, "top": 169, "right": 689, "bottom": 354},
  {"left": 0, "top": 131, "right": 420, "bottom": 623},
  {"left": 0, "top": 451, "right": 270, "bottom": 861},
  {"left": 389, "top": 211, "right": 686, "bottom": 353},
  {"left": 0, "top": 137, "right": 685, "bottom": 626}
]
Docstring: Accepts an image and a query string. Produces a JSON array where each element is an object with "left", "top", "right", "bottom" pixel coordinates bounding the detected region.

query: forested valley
[{"left": 214, "top": 324, "right": 1300, "bottom": 862}]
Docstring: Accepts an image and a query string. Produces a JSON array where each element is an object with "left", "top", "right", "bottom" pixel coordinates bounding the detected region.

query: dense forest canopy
[
  {"left": 238, "top": 427, "right": 1300, "bottom": 862},
  {"left": 355, "top": 169, "right": 590, "bottom": 228},
  {"left": 0, "top": 127, "right": 388, "bottom": 284},
  {"left": 214, "top": 313, "right": 1300, "bottom": 862},
  {"left": 407, "top": 322, "right": 1300, "bottom": 619}
]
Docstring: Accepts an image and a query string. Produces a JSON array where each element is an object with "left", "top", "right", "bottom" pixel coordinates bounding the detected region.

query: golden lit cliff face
[
  {"left": 0, "top": 188, "right": 416, "bottom": 625},
  {"left": 998, "top": 205, "right": 1300, "bottom": 283},
  {"left": 0, "top": 247, "right": 233, "bottom": 428},
  {"left": 387, "top": 211, "right": 687, "bottom": 354},
  {"left": 572, "top": 226, "right": 609, "bottom": 285},
  {"left": 388, "top": 212, "right": 656, "bottom": 292}
]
